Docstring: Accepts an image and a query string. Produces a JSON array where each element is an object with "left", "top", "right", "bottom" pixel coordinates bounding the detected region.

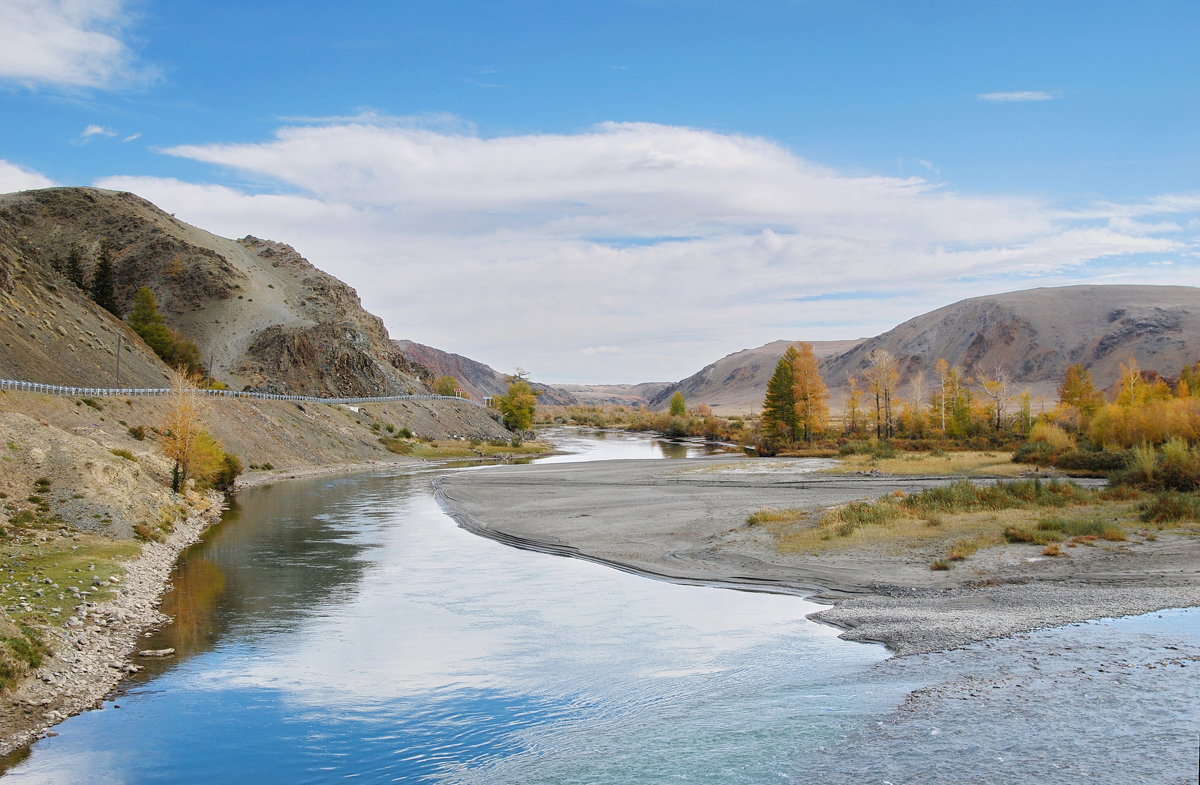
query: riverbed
[{"left": 1, "top": 429, "right": 1197, "bottom": 784}]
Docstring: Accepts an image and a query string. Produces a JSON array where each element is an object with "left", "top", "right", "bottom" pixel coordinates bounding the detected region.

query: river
[{"left": 2, "top": 429, "right": 1197, "bottom": 784}]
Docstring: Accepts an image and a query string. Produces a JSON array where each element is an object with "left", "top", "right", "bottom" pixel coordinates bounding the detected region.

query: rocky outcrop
[{"left": 0, "top": 188, "right": 430, "bottom": 396}]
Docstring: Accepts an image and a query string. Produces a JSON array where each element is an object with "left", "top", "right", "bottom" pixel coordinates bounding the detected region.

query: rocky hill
[
  {"left": 646, "top": 339, "right": 863, "bottom": 413},
  {"left": 647, "top": 286, "right": 1200, "bottom": 413},
  {"left": 820, "top": 285, "right": 1200, "bottom": 403},
  {"left": 394, "top": 339, "right": 579, "bottom": 405},
  {"left": 0, "top": 188, "right": 430, "bottom": 396}
]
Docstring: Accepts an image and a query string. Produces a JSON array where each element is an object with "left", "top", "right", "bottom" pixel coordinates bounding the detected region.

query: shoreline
[
  {"left": 0, "top": 496, "right": 223, "bottom": 758},
  {"left": 434, "top": 457, "right": 1200, "bottom": 656},
  {"left": 0, "top": 449, "right": 547, "bottom": 759}
]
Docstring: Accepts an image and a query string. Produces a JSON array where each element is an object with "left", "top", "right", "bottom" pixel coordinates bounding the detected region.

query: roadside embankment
[{"left": 435, "top": 457, "right": 1200, "bottom": 655}]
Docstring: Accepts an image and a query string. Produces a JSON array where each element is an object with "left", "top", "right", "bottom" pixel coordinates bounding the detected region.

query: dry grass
[
  {"left": 823, "top": 450, "right": 1028, "bottom": 477},
  {"left": 768, "top": 478, "right": 1145, "bottom": 562},
  {"left": 381, "top": 438, "right": 553, "bottom": 461},
  {"left": 745, "top": 507, "right": 805, "bottom": 526}
]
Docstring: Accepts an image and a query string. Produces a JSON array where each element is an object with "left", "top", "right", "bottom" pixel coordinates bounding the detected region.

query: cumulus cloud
[
  {"left": 978, "top": 91, "right": 1056, "bottom": 102},
  {"left": 96, "top": 119, "right": 1199, "bottom": 383},
  {"left": 0, "top": 0, "right": 158, "bottom": 89},
  {"left": 0, "top": 159, "right": 55, "bottom": 192}
]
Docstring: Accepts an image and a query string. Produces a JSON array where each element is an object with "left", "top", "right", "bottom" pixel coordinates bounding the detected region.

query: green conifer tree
[
  {"left": 64, "top": 244, "right": 86, "bottom": 290},
  {"left": 762, "top": 346, "right": 799, "bottom": 444},
  {"left": 90, "top": 239, "right": 119, "bottom": 315}
]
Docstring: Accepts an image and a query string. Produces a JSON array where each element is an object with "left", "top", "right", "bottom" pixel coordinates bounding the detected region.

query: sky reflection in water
[{"left": 1, "top": 431, "right": 895, "bottom": 785}]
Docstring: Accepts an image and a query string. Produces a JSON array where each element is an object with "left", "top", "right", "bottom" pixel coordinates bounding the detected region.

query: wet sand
[{"left": 435, "top": 457, "right": 1200, "bottom": 654}]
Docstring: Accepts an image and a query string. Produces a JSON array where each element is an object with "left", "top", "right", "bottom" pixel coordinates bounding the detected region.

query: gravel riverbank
[
  {"left": 0, "top": 497, "right": 222, "bottom": 757},
  {"left": 435, "top": 457, "right": 1200, "bottom": 655}
]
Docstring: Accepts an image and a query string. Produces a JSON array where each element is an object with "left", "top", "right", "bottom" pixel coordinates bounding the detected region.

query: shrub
[
  {"left": 1003, "top": 526, "right": 1062, "bottom": 545},
  {"left": 110, "top": 448, "right": 136, "bottom": 461},
  {"left": 930, "top": 560, "right": 952, "bottom": 571},
  {"left": 1037, "top": 514, "right": 1117, "bottom": 538},
  {"left": 1029, "top": 421, "right": 1076, "bottom": 451},
  {"left": 1013, "top": 441, "right": 1056, "bottom": 465},
  {"left": 398, "top": 427, "right": 413, "bottom": 439},
  {"left": 211, "top": 453, "right": 243, "bottom": 491},
  {"left": 128, "top": 425, "right": 147, "bottom": 441},
  {"left": 134, "top": 521, "right": 165, "bottom": 542},
  {"left": 1139, "top": 491, "right": 1200, "bottom": 524},
  {"left": 1111, "top": 439, "right": 1200, "bottom": 491},
  {"left": 1052, "top": 450, "right": 1130, "bottom": 473}
]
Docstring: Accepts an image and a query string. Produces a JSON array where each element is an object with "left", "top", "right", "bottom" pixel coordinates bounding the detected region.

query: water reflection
[{"left": 1, "top": 430, "right": 892, "bottom": 785}]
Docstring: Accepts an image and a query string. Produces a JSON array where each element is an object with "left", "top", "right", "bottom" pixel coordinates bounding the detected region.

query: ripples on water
[{"left": 3, "top": 429, "right": 1197, "bottom": 784}]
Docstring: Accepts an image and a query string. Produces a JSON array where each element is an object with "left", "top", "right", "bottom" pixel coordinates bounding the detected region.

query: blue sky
[{"left": 2, "top": 0, "right": 1198, "bottom": 383}]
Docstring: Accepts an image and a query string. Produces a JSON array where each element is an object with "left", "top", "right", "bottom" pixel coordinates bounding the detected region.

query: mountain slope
[
  {"left": 0, "top": 187, "right": 430, "bottom": 396},
  {"left": 394, "top": 340, "right": 579, "bottom": 405},
  {"left": 820, "top": 285, "right": 1200, "bottom": 401},
  {"left": 647, "top": 339, "right": 863, "bottom": 412}
]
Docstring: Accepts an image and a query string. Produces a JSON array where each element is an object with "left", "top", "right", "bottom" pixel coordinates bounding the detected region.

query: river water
[{"left": 3, "top": 429, "right": 1198, "bottom": 784}]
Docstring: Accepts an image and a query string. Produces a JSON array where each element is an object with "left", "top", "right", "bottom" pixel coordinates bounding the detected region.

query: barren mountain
[
  {"left": 820, "top": 285, "right": 1200, "bottom": 403},
  {"left": 0, "top": 187, "right": 429, "bottom": 395},
  {"left": 554, "top": 382, "right": 675, "bottom": 407},
  {"left": 647, "top": 339, "right": 864, "bottom": 413},
  {"left": 394, "top": 340, "right": 579, "bottom": 405},
  {"left": 648, "top": 285, "right": 1200, "bottom": 413}
]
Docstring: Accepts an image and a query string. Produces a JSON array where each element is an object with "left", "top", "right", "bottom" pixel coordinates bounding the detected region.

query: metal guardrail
[{"left": 0, "top": 378, "right": 482, "bottom": 407}]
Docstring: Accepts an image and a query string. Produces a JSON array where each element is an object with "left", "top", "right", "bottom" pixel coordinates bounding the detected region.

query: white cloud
[
  {"left": 0, "top": 0, "right": 158, "bottom": 89},
  {"left": 978, "top": 91, "right": 1056, "bottom": 103},
  {"left": 95, "top": 119, "right": 1200, "bottom": 383},
  {"left": 79, "top": 123, "right": 117, "bottom": 140},
  {"left": 0, "top": 159, "right": 55, "bottom": 192},
  {"left": 123, "top": 131, "right": 142, "bottom": 142}
]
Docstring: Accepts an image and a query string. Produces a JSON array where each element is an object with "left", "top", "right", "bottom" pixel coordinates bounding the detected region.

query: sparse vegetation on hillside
[{"left": 126, "top": 287, "right": 203, "bottom": 375}]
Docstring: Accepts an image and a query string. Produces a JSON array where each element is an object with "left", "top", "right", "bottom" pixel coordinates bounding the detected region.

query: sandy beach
[{"left": 435, "top": 456, "right": 1200, "bottom": 655}]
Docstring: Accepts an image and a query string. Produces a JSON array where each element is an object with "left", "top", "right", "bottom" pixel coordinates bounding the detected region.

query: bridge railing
[{"left": 0, "top": 379, "right": 482, "bottom": 407}]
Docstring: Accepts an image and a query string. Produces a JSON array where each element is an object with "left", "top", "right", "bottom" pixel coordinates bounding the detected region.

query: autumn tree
[
  {"left": 934, "top": 358, "right": 951, "bottom": 433},
  {"left": 496, "top": 378, "right": 538, "bottom": 431},
  {"left": 864, "top": 349, "right": 899, "bottom": 438},
  {"left": 161, "top": 373, "right": 218, "bottom": 492},
  {"left": 762, "top": 347, "right": 799, "bottom": 443},
  {"left": 1057, "top": 363, "right": 1103, "bottom": 422},
  {"left": 432, "top": 375, "right": 460, "bottom": 396},
  {"left": 669, "top": 390, "right": 687, "bottom": 417},
  {"left": 844, "top": 375, "right": 864, "bottom": 435},
  {"left": 90, "top": 239, "right": 119, "bottom": 316},
  {"left": 791, "top": 342, "right": 828, "bottom": 442},
  {"left": 977, "top": 369, "right": 1013, "bottom": 431}
]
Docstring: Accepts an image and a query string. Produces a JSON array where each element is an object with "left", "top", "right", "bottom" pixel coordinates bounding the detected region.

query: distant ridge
[
  {"left": 645, "top": 285, "right": 1200, "bottom": 412},
  {"left": 394, "top": 340, "right": 579, "bottom": 405}
]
